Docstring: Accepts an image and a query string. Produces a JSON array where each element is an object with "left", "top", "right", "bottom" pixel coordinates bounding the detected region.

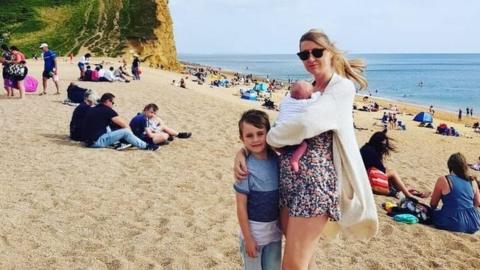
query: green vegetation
[{"left": 0, "top": 0, "right": 162, "bottom": 57}]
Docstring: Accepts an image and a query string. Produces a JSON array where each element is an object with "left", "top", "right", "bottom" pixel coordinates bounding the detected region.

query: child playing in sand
[
  {"left": 275, "top": 80, "right": 315, "bottom": 172},
  {"left": 234, "top": 109, "right": 281, "bottom": 269}
]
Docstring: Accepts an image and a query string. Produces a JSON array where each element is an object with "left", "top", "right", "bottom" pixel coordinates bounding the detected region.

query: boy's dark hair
[
  {"left": 447, "top": 152, "right": 471, "bottom": 181},
  {"left": 85, "top": 53, "right": 91, "bottom": 58},
  {"left": 367, "top": 129, "right": 396, "bottom": 161},
  {"left": 1, "top": 44, "right": 10, "bottom": 51},
  {"left": 238, "top": 109, "right": 270, "bottom": 137},
  {"left": 143, "top": 103, "right": 158, "bottom": 112},
  {"left": 100, "top": 93, "right": 115, "bottom": 103},
  {"left": 10, "top": 45, "right": 18, "bottom": 51},
  {"left": 86, "top": 65, "right": 91, "bottom": 69},
  {"left": 109, "top": 66, "right": 114, "bottom": 71}
]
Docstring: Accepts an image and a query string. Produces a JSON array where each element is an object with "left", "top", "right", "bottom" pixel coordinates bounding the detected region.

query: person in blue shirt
[
  {"left": 234, "top": 109, "right": 281, "bottom": 270},
  {"left": 130, "top": 103, "right": 192, "bottom": 145},
  {"left": 39, "top": 43, "right": 59, "bottom": 95},
  {"left": 430, "top": 152, "right": 480, "bottom": 234}
]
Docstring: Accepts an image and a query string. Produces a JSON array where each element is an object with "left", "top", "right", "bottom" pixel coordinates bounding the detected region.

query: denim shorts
[{"left": 239, "top": 238, "right": 281, "bottom": 270}]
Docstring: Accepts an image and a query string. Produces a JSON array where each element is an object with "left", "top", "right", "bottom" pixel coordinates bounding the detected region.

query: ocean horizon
[{"left": 179, "top": 53, "right": 480, "bottom": 114}]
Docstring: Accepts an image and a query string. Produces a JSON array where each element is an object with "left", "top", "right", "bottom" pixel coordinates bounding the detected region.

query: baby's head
[{"left": 291, "top": 80, "right": 313, "bottom": 99}]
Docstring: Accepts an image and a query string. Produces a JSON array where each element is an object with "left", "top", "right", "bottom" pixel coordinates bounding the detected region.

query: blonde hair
[
  {"left": 84, "top": 89, "right": 99, "bottom": 105},
  {"left": 300, "top": 29, "right": 368, "bottom": 90}
]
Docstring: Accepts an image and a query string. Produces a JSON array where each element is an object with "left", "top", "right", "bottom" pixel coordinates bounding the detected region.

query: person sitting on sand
[
  {"left": 83, "top": 65, "right": 93, "bottom": 81},
  {"left": 129, "top": 103, "right": 192, "bottom": 145},
  {"left": 360, "top": 130, "right": 430, "bottom": 199},
  {"left": 70, "top": 90, "right": 98, "bottom": 141},
  {"left": 469, "top": 156, "right": 480, "bottom": 171},
  {"left": 430, "top": 152, "right": 480, "bottom": 234},
  {"left": 275, "top": 80, "right": 315, "bottom": 172},
  {"left": 82, "top": 93, "right": 158, "bottom": 151},
  {"left": 113, "top": 66, "right": 131, "bottom": 82}
]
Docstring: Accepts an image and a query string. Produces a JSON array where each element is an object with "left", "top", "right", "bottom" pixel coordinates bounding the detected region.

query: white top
[
  {"left": 267, "top": 73, "right": 378, "bottom": 240},
  {"left": 239, "top": 220, "right": 282, "bottom": 246},
  {"left": 275, "top": 93, "right": 318, "bottom": 126},
  {"left": 103, "top": 70, "right": 115, "bottom": 81},
  {"left": 78, "top": 56, "right": 89, "bottom": 65}
]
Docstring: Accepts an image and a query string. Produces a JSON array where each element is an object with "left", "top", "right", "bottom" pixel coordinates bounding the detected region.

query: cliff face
[
  {"left": 121, "top": 0, "right": 182, "bottom": 70},
  {"left": 0, "top": 0, "right": 181, "bottom": 71}
]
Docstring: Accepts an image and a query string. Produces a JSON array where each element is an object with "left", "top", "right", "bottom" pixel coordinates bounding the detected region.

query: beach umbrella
[{"left": 413, "top": 112, "right": 433, "bottom": 123}]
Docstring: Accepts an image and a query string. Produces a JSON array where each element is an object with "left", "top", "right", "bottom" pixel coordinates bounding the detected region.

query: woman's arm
[
  {"left": 235, "top": 193, "right": 258, "bottom": 258},
  {"left": 234, "top": 148, "right": 248, "bottom": 180},
  {"left": 267, "top": 93, "right": 338, "bottom": 148},
  {"left": 430, "top": 176, "right": 446, "bottom": 209}
]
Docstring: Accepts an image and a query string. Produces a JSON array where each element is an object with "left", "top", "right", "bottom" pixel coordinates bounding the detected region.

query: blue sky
[{"left": 169, "top": 0, "right": 480, "bottom": 54}]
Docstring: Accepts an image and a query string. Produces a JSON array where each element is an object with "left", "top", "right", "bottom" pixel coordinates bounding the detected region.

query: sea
[{"left": 179, "top": 53, "right": 480, "bottom": 114}]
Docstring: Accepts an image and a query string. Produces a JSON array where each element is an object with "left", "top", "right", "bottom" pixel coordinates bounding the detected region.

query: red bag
[{"left": 367, "top": 167, "right": 390, "bottom": 195}]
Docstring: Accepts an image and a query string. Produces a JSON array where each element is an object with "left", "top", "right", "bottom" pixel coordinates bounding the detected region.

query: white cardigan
[{"left": 267, "top": 73, "right": 378, "bottom": 240}]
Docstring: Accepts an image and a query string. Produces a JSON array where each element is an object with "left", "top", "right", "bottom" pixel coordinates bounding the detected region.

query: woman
[
  {"left": 234, "top": 29, "right": 377, "bottom": 269},
  {"left": 132, "top": 55, "right": 140, "bottom": 80},
  {"left": 10, "top": 46, "right": 27, "bottom": 99},
  {"left": 1, "top": 44, "right": 13, "bottom": 96},
  {"left": 430, "top": 153, "right": 480, "bottom": 234},
  {"left": 360, "top": 130, "right": 429, "bottom": 198}
]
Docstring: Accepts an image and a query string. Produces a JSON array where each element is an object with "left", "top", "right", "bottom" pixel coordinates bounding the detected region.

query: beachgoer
[
  {"left": 68, "top": 52, "right": 74, "bottom": 63},
  {"left": 430, "top": 153, "right": 480, "bottom": 234},
  {"left": 69, "top": 90, "right": 98, "bottom": 141},
  {"left": 466, "top": 107, "right": 470, "bottom": 116},
  {"left": 82, "top": 93, "right": 158, "bottom": 150},
  {"left": 84, "top": 66, "right": 93, "bottom": 81},
  {"left": 234, "top": 29, "right": 378, "bottom": 269},
  {"left": 39, "top": 43, "right": 60, "bottom": 95},
  {"left": 275, "top": 80, "right": 314, "bottom": 172},
  {"left": 469, "top": 156, "right": 480, "bottom": 171},
  {"left": 458, "top": 109, "right": 462, "bottom": 121},
  {"left": 113, "top": 66, "right": 130, "bottom": 82},
  {"left": 9, "top": 45, "right": 27, "bottom": 99},
  {"left": 234, "top": 109, "right": 282, "bottom": 269},
  {"left": 132, "top": 55, "right": 140, "bottom": 80},
  {"left": 360, "top": 130, "right": 429, "bottom": 198},
  {"left": 1, "top": 44, "right": 13, "bottom": 96},
  {"left": 180, "top": 78, "right": 186, "bottom": 88},
  {"left": 78, "top": 53, "right": 91, "bottom": 80},
  {"left": 129, "top": 103, "right": 192, "bottom": 145}
]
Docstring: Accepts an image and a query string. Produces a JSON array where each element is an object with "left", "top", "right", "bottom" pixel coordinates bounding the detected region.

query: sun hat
[{"left": 39, "top": 43, "right": 48, "bottom": 48}]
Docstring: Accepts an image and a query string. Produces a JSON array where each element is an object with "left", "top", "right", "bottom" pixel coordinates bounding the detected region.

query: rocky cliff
[{"left": 0, "top": 0, "right": 181, "bottom": 70}]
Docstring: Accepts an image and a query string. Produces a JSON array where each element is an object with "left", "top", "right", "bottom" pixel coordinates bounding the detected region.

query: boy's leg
[
  {"left": 160, "top": 126, "right": 178, "bottom": 136},
  {"left": 239, "top": 238, "right": 262, "bottom": 270},
  {"left": 54, "top": 79, "right": 60, "bottom": 94},
  {"left": 261, "top": 240, "right": 282, "bottom": 270},
  {"left": 42, "top": 76, "right": 48, "bottom": 94},
  {"left": 290, "top": 141, "right": 307, "bottom": 172}
]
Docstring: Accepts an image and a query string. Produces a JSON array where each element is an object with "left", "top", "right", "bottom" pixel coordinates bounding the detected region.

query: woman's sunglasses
[{"left": 297, "top": 48, "right": 325, "bottom": 61}]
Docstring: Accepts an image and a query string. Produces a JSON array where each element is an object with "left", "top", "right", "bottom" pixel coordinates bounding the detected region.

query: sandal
[
  {"left": 408, "top": 189, "right": 431, "bottom": 199},
  {"left": 39, "top": 92, "right": 47, "bottom": 96}
]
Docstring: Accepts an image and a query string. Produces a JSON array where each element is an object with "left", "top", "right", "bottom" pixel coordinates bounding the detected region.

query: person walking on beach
[
  {"left": 234, "top": 110, "right": 282, "bottom": 270},
  {"left": 132, "top": 55, "right": 141, "bottom": 80},
  {"left": 234, "top": 29, "right": 378, "bottom": 269},
  {"left": 458, "top": 109, "right": 462, "bottom": 121},
  {"left": 39, "top": 43, "right": 60, "bottom": 95},
  {"left": 78, "top": 53, "right": 91, "bottom": 80},
  {"left": 466, "top": 108, "right": 470, "bottom": 117},
  {"left": 9, "top": 46, "right": 27, "bottom": 99},
  {"left": 1, "top": 44, "right": 13, "bottom": 97}
]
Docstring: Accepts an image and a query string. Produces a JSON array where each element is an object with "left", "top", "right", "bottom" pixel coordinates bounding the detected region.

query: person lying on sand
[{"left": 129, "top": 103, "right": 192, "bottom": 145}]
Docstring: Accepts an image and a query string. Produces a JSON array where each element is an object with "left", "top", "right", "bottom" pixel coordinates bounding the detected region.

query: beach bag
[
  {"left": 391, "top": 197, "right": 432, "bottom": 224},
  {"left": 367, "top": 167, "right": 390, "bottom": 194},
  {"left": 7, "top": 63, "right": 28, "bottom": 80},
  {"left": 24, "top": 75, "right": 38, "bottom": 92}
]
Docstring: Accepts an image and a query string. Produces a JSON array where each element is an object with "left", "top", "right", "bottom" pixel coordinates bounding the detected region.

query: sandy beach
[{"left": 1, "top": 58, "right": 479, "bottom": 269}]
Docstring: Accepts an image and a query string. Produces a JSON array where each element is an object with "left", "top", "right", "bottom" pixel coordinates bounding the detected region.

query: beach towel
[{"left": 24, "top": 76, "right": 38, "bottom": 92}]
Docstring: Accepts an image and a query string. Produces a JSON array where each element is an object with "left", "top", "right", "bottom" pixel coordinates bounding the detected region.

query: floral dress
[{"left": 279, "top": 131, "right": 340, "bottom": 220}]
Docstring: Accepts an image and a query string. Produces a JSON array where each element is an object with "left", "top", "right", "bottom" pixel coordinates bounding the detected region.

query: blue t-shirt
[
  {"left": 234, "top": 153, "right": 279, "bottom": 222},
  {"left": 129, "top": 113, "right": 148, "bottom": 139},
  {"left": 43, "top": 50, "right": 57, "bottom": 71}
]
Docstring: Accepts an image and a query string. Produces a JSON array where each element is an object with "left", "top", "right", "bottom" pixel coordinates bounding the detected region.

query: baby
[{"left": 276, "top": 80, "right": 314, "bottom": 172}]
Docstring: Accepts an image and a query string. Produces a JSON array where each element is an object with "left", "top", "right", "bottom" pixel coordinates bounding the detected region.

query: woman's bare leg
[
  {"left": 387, "top": 168, "right": 413, "bottom": 197},
  {"left": 282, "top": 214, "right": 328, "bottom": 270}
]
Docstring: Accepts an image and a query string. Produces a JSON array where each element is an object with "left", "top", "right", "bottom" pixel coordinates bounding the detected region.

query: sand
[{"left": 0, "top": 58, "right": 479, "bottom": 269}]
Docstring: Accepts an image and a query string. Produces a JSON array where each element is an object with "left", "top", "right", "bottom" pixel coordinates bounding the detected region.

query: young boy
[
  {"left": 129, "top": 103, "right": 192, "bottom": 145},
  {"left": 275, "top": 80, "right": 315, "bottom": 172},
  {"left": 234, "top": 109, "right": 282, "bottom": 270}
]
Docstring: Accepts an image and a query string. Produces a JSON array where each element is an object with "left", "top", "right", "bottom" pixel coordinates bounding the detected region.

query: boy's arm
[{"left": 235, "top": 193, "right": 258, "bottom": 258}]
